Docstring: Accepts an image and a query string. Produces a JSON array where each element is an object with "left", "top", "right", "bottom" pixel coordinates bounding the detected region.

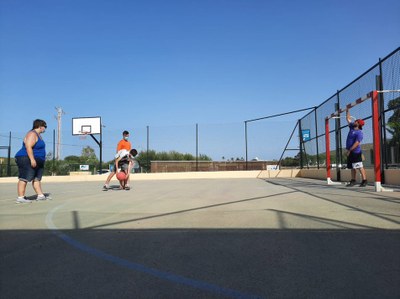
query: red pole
[
  {"left": 325, "top": 118, "right": 331, "bottom": 180},
  {"left": 371, "top": 90, "right": 381, "bottom": 184}
]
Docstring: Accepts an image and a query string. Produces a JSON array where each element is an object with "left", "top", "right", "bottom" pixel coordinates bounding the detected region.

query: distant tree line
[{"left": 0, "top": 147, "right": 213, "bottom": 176}]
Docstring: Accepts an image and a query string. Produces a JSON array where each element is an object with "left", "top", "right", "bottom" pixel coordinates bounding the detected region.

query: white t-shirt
[{"left": 115, "top": 149, "right": 129, "bottom": 160}]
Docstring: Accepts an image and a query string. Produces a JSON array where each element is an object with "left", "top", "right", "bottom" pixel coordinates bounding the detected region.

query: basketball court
[{"left": 1, "top": 176, "right": 399, "bottom": 298}]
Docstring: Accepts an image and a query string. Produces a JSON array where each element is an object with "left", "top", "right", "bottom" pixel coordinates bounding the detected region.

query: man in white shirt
[{"left": 104, "top": 149, "right": 137, "bottom": 190}]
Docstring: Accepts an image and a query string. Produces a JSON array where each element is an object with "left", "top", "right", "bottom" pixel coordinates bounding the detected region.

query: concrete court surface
[{"left": 1, "top": 177, "right": 399, "bottom": 299}]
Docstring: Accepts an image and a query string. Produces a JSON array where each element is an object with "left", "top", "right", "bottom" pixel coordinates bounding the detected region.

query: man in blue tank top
[
  {"left": 15, "top": 119, "right": 51, "bottom": 203},
  {"left": 345, "top": 109, "right": 367, "bottom": 187}
]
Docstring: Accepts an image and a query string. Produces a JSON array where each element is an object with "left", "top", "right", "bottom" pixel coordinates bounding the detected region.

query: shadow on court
[
  {"left": 1, "top": 178, "right": 399, "bottom": 298},
  {"left": 1, "top": 228, "right": 399, "bottom": 298}
]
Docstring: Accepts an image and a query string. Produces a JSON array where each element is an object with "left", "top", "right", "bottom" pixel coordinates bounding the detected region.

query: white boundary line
[{"left": 45, "top": 204, "right": 263, "bottom": 299}]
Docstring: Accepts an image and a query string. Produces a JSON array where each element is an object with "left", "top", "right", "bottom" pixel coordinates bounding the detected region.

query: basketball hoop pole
[
  {"left": 88, "top": 132, "right": 102, "bottom": 175},
  {"left": 79, "top": 132, "right": 103, "bottom": 175}
]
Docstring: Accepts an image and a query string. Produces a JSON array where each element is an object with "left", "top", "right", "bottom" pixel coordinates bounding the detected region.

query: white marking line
[{"left": 45, "top": 204, "right": 263, "bottom": 299}]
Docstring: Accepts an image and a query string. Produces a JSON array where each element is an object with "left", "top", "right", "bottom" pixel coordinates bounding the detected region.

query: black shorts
[
  {"left": 347, "top": 152, "right": 363, "bottom": 169},
  {"left": 118, "top": 160, "right": 129, "bottom": 171}
]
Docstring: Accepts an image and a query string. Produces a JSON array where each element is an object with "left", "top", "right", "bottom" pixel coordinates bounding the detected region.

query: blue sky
[{"left": 1, "top": 0, "right": 399, "bottom": 162}]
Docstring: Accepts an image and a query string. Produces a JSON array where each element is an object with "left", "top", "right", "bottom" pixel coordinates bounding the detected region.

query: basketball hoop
[{"left": 79, "top": 131, "right": 89, "bottom": 140}]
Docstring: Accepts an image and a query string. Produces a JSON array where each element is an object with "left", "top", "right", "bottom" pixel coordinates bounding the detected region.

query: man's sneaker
[
  {"left": 37, "top": 194, "right": 52, "bottom": 200},
  {"left": 346, "top": 179, "right": 356, "bottom": 187},
  {"left": 103, "top": 184, "right": 109, "bottom": 191},
  {"left": 16, "top": 197, "right": 32, "bottom": 204},
  {"left": 125, "top": 185, "right": 131, "bottom": 191},
  {"left": 359, "top": 180, "right": 368, "bottom": 187}
]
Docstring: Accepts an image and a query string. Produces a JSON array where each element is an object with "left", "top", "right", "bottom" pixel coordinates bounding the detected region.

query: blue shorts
[{"left": 15, "top": 156, "right": 45, "bottom": 182}]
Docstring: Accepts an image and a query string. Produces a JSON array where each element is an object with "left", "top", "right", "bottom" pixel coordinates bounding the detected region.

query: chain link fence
[{"left": 299, "top": 48, "right": 400, "bottom": 180}]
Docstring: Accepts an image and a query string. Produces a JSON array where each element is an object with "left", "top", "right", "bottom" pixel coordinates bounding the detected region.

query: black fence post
[
  {"left": 147, "top": 126, "right": 150, "bottom": 172},
  {"left": 53, "top": 129, "right": 56, "bottom": 174},
  {"left": 298, "top": 121, "right": 304, "bottom": 169},
  {"left": 335, "top": 91, "right": 342, "bottom": 182},
  {"left": 244, "top": 121, "right": 248, "bottom": 170},
  {"left": 196, "top": 123, "right": 199, "bottom": 171},
  {"left": 376, "top": 62, "right": 386, "bottom": 183},
  {"left": 314, "top": 107, "right": 320, "bottom": 168},
  {"left": 7, "top": 131, "right": 11, "bottom": 176}
]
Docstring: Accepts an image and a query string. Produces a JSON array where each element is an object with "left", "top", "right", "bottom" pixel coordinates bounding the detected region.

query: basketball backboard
[{"left": 72, "top": 117, "right": 102, "bottom": 135}]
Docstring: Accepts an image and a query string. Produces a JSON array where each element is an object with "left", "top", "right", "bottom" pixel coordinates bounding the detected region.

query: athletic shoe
[
  {"left": 359, "top": 180, "right": 368, "bottom": 187},
  {"left": 16, "top": 197, "right": 32, "bottom": 204},
  {"left": 103, "top": 184, "right": 109, "bottom": 191},
  {"left": 125, "top": 185, "right": 131, "bottom": 191},
  {"left": 346, "top": 179, "right": 356, "bottom": 187},
  {"left": 37, "top": 194, "right": 52, "bottom": 200}
]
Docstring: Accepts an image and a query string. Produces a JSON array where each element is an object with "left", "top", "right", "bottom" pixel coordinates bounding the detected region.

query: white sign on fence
[
  {"left": 80, "top": 165, "right": 89, "bottom": 171},
  {"left": 267, "top": 165, "right": 279, "bottom": 170}
]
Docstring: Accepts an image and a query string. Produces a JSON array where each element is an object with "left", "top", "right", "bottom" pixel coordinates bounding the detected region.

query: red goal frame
[{"left": 325, "top": 90, "right": 387, "bottom": 192}]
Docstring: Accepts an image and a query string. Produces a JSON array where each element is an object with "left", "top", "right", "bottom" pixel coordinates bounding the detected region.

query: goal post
[{"left": 325, "top": 90, "right": 393, "bottom": 192}]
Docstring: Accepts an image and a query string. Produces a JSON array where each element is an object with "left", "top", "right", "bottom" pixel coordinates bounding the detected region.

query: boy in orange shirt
[{"left": 117, "top": 130, "right": 131, "bottom": 152}]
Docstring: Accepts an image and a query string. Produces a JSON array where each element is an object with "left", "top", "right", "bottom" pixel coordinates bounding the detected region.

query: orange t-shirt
[{"left": 117, "top": 139, "right": 131, "bottom": 152}]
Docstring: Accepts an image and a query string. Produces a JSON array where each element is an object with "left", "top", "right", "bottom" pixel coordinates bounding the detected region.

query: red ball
[{"left": 116, "top": 172, "right": 126, "bottom": 181}]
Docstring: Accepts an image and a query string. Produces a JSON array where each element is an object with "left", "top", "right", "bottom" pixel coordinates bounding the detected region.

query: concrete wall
[
  {"left": 1, "top": 168, "right": 398, "bottom": 186},
  {"left": 300, "top": 168, "right": 400, "bottom": 186},
  {"left": 384, "top": 169, "right": 400, "bottom": 186},
  {"left": 151, "top": 161, "right": 277, "bottom": 172}
]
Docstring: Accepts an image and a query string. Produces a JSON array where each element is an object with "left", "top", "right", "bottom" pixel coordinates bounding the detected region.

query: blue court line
[{"left": 45, "top": 205, "right": 264, "bottom": 299}]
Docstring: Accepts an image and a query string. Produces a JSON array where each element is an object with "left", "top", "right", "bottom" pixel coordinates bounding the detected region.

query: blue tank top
[
  {"left": 15, "top": 131, "right": 46, "bottom": 161},
  {"left": 346, "top": 123, "right": 363, "bottom": 154}
]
